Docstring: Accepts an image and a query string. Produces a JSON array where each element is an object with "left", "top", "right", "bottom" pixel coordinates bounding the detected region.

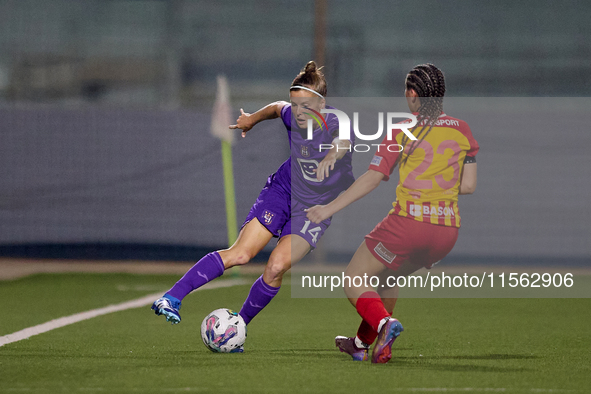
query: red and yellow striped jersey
[{"left": 369, "top": 113, "right": 479, "bottom": 228}]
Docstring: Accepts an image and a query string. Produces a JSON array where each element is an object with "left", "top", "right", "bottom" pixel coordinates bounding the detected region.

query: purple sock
[
  {"left": 166, "top": 252, "right": 225, "bottom": 301},
  {"left": 239, "top": 275, "right": 280, "bottom": 325}
]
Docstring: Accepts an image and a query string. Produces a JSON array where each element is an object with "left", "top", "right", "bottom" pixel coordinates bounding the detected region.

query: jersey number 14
[{"left": 300, "top": 220, "right": 321, "bottom": 244}]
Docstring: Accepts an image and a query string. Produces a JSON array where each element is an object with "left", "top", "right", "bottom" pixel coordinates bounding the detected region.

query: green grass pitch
[{"left": 0, "top": 273, "right": 590, "bottom": 393}]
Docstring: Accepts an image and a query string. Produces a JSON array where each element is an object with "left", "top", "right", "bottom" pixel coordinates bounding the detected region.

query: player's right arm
[
  {"left": 305, "top": 169, "right": 385, "bottom": 223},
  {"left": 229, "top": 101, "right": 289, "bottom": 138}
]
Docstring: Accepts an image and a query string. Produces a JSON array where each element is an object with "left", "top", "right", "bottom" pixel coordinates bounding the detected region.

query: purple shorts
[{"left": 242, "top": 174, "right": 331, "bottom": 248}]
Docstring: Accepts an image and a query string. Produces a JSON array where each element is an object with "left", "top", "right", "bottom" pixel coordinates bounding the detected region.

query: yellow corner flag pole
[
  {"left": 211, "top": 75, "right": 239, "bottom": 276},
  {"left": 221, "top": 139, "right": 238, "bottom": 246}
]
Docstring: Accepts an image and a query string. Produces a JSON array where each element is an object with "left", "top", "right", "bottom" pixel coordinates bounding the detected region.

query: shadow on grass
[
  {"left": 265, "top": 347, "right": 413, "bottom": 353},
  {"left": 382, "top": 353, "right": 536, "bottom": 373},
  {"left": 438, "top": 353, "right": 538, "bottom": 360},
  {"left": 395, "top": 353, "right": 538, "bottom": 360},
  {"left": 389, "top": 359, "right": 530, "bottom": 373},
  {"left": 1, "top": 348, "right": 536, "bottom": 374}
]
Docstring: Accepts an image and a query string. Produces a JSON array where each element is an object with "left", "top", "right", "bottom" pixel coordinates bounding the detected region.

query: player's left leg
[
  {"left": 350, "top": 278, "right": 399, "bottom": 355},
  {"left": 238, "top": 203, "right": 331, "bottom": 326},
  {"left": 238, "top": 234, "right": 310, "bottom": 325}
]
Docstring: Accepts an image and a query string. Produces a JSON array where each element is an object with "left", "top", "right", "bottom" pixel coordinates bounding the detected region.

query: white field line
[
  {"left": 389, "top": 389, "right": 573, "bottom": 392},
  {"left": 0, "top": 278, "right": 247, "bottom": 347},
  {"left": 19, "top": 388, "right": 570, "bottom": 393},
  {"left": 388, "top": 389, "right": 575, "bottom": 393}
]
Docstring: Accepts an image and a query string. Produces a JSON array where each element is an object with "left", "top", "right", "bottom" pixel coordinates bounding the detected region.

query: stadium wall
[{"left": 1, "top": 99, "right": 589, "bottom": 264}]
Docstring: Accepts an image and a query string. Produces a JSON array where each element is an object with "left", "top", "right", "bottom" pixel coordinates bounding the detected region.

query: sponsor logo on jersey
[
  {"left": 374, "top": 242, "right": 396, "bottom": 264},
  {"left": 296, "top": 158, "right": 321, "bottom": 183},
  {"left": 262, "top": 210, "right": 275, "bottom": 225},
  {"left": 418, "top": 117, "right": 459, "bottom": 127},
  {"left": 301, "top": 145, "right": 310, "bottom": 158},
  {"left": 409, "top": 204, "right": 455, "bottom": 217},
  {"left": 370, "top": 155, "right": 383, "bottom": 166},
  {"left": 409, "top": 204, "right": 422, "bottom": 217}
]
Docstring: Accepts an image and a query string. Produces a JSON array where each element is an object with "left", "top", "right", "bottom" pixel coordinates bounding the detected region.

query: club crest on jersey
[
  {"left": 262, "top": 210, "right": 275, "bottom": 225},
  {"left": 301, "top": 145, "right": 310, "bottom": 158},
  {"left": 370, "top": 155, "right": 382, "bottom": 166}
]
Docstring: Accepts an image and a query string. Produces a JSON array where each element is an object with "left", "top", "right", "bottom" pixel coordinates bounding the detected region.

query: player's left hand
[
  {"left": 305, "top": 205, "right": 331, "bottom": 224},
  {"left": 314, "top": 153, "right": 337, "bottom": 181}
]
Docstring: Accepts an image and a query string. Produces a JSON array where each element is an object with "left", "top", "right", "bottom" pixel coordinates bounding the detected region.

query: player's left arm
[
  {"left": 459, "top": 160, "right": 477, "bottom": 195},
  {"left": 314, "top": 138, "right": 351, "bottom": 181},
  {"left": 458, "top": 122, "right": 479, "bottom": 195}
]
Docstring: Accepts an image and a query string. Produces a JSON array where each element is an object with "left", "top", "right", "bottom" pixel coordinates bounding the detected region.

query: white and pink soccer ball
[{"left": 200, "top": 308, "right": 247, "bottom": 353}]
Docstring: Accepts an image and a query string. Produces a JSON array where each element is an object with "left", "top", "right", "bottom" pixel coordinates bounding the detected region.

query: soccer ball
[{"left": 200, "top": 308, "right": 247, "bottom": 353}]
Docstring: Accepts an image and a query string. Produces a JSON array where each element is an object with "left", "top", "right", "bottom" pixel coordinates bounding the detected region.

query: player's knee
[
  {"left": 233, "top": 252, "right": 253, "bottom": 266},
  {"left": 343, "top": 283, "right": 357, "bottom": 300},
  {"left": 220, "top": 249, "right": 254, "bottom": 268},
  {"left": 265, "top": 256, "right": 290, "bottom": 281}
]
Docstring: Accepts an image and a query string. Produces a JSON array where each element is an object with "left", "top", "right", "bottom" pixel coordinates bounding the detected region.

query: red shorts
[{"left": 365, "top": 214, "right": 459, "bottom": 271}]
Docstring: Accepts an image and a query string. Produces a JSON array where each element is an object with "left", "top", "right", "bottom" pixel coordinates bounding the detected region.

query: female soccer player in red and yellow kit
[{"left": 306, "top": 64, "right": 479, "bottom": 363}]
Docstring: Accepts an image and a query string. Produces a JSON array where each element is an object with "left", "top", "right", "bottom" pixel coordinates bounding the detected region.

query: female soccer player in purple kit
[{"left": 151, "top": 61, "right": 355, "bottom": 349}]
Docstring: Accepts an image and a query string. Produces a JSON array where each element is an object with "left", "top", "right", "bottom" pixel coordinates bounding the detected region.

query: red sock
[
  {"left": 356, "top": 319, "right": 377, "bottom": 345},
  {"left": 356, "top": 312, "right": 392, "bottom": 345},
  {"left": 355, "top": 291, "right": 390, "bottom": 333}
]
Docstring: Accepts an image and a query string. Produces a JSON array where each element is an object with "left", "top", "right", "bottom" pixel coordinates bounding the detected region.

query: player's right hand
[{"left": 229, "top": 109, "right": 254, "bottom": 138}]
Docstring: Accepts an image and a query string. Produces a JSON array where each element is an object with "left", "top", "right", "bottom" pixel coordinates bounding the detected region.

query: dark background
[{"left": 0, "top": 0, "right": 589, "bottom": 264}]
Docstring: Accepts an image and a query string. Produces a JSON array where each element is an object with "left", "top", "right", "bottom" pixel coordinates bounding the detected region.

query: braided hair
[{"left": 397, "top": 63, "right": 445, "bottom": 167}]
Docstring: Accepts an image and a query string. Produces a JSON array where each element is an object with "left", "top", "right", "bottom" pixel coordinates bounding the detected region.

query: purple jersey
[{"left": 274, "top": 104, "right": 355, "bottom": 206}]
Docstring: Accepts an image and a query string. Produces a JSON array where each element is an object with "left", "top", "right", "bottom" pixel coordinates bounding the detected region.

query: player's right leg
[{"left": 152, "top": 219, "right": 273, "bottom": 324}]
